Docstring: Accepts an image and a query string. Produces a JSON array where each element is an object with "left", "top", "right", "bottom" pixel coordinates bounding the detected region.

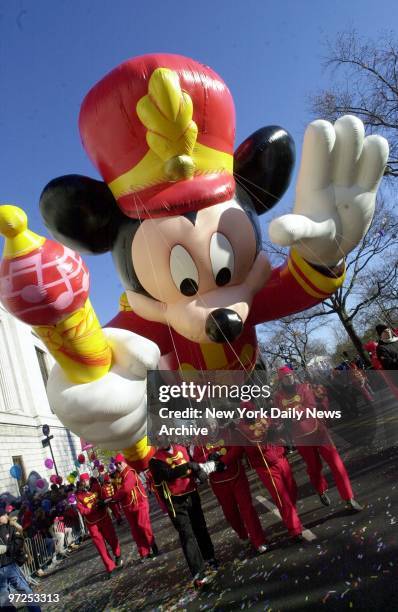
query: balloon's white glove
[
  {"left": 0, "top": 544, "right": 7, "bottom": 555},
  {"left": 47, "top": 328, "right": 160, "bottom": 450},
  {"left": 269, "top": 115, "right": 389, "bottom": 267}
]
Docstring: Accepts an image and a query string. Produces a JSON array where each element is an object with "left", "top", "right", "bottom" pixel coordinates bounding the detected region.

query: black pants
[{"left": 169, "top": 491, "right": 214, "bottom": 578}]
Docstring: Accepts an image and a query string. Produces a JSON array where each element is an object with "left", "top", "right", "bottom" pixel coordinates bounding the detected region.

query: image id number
[{"left": 9, "top": 593, "right": 60, "bottom": 603}]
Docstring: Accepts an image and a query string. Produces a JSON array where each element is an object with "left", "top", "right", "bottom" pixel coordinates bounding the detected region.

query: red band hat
[
  {"left": 79, "top": 54, "right": 235, "bottom": 219},
  {"left": 114, "top": 453, "right": 126, "bottom": 463},
  {"left": 277, "top": 366, "right": 294, "bottom": 380}
]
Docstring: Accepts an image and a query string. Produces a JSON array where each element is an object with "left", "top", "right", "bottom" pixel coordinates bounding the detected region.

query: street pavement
[{"left": 34, "top": 388, "right": 398, "bottom": 612}]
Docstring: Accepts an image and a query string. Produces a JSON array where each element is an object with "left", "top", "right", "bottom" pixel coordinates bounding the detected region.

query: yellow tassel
[{"left": 136, "top": 68, "right": 198, "bottom": 176}]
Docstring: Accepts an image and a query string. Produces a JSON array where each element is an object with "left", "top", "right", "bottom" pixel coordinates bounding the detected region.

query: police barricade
[
  {"left": 20, "top": 519, "right": 86, "bottom": 580},
  {"left": 18, "top": 533, "right": 54, "bottom": 584},
  {"left": 20, "top": 537, "right": 38, "bottom": 580}
]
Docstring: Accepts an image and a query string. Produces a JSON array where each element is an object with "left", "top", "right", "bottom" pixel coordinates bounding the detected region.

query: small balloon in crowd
[
  {"left": 67, "top": 494, "right": 76, "bottom": 505},
  {"left": 26, "top": 471, "right": 41, "bottom": 494},
  {"left": 90, "top": 452, "right": 96, "bottom": 461},
  {"left": 9, "top": 465, "right": 22, "bottom": 479},
  {"left": 77, "top": 454, "right": 85, "bottom": 464},
  {"left": 74, "top": 460, "right": 81, "bottom": 468},
  {"left": 108, "top": 463, "right": 116, "bottom": 473},
  {"left": 56, "top": 476, "right": 63, "bottom": 485},
  {"left": 71, "top": 470, "right": 79, "bottom": 478},
  {"left": 50, "top": 474, "right": 58, "bottom": 484},
  {"left": 93, "top": 459, "right": 100, "bottom": 467},
  {"left": 36, "top": 479, "right": 45, "bottom": 489},
  {"left": 41, "top": 499, "right": 51, "bottom": 512},
  {"left": 44, "top": 458, "right": 53, "bottom": 469},
  {"left": 98, "top": 464, "right": 105, "bottom": 473}
]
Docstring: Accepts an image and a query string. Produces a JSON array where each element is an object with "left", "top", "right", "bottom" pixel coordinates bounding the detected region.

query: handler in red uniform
[
  {"left": 375, "top": 325, "right": 398, "bottom": 400},
  {"left": 149, "top": 443, "right": 217, "bottom": 588},
  {"left": 242, "top": 413, "right": 304, "bottom": 538},
  {"left": 220, "top": 410, "right": 304, "bottom": 541},
  {"left": 274, "top": 367, "right": 363, "bottom": 511},
  {"left": 76, "top": 473, "right": 122, "bottom": 578},
  {"left": 113, "top": 454, "right": 157, "bottom": 560},
  {"left": 192, "top": 423, "right": 267, "bottom": 553}
]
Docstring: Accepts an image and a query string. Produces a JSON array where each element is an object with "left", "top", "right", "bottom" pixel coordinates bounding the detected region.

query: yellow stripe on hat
[{"left": 108, "top": 142, "right": 233, "bottom": 200}]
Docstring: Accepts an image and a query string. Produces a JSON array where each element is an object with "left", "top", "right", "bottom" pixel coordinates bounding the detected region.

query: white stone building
[{"left": 0, "top": 303, "right": 81, "bottom": 497}]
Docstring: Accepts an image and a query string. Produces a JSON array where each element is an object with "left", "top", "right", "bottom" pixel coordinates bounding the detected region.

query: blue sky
[{"left": 1, "top": 1, "right": 397, "bottom": 325}]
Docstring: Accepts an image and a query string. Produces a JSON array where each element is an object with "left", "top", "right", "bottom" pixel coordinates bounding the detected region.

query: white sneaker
[
  {"left": 193, "top": 572, "right": 214, "bottom": 589},
  {"left": 256, "top": 544, "right": 268, "bottom": 555},
  {"left": 346, "top": 498, "right": 364, "bottom": 512}
]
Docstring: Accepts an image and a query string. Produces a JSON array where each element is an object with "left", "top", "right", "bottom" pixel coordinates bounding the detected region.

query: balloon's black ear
[
  {"left": 40, "top": 175, "right": 124, "bottom": 254},
  {"left": 234, "top": 126, "right": 295, "bottom": 215}
]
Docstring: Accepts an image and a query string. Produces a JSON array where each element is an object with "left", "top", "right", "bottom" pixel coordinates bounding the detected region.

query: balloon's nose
[{"left": 205, "top": 308, "right": 243, "bottom": 343}]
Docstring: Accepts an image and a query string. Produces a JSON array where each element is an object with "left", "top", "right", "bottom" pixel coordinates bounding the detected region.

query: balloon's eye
[
  {"left": 210, "top": 233, "right": 234, "bottom": 286},
  {"left": 170, "top": 245, "right": 199, "bottom": 296},
  {"left": 215, "top": 267, "right": 231, "bottom": 286},
  {"left": 179, "top": 278, "right": 199, "bottom": 296}
]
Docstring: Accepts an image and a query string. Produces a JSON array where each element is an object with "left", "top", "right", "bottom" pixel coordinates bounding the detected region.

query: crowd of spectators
[{"left": 0, "top": 482, "right": 83, "bottom": 577}]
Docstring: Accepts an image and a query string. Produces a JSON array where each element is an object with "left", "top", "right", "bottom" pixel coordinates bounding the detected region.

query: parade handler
[
  {"left": 192, "top": 422, "right": 268, "bottom": 554},
  {"left": 149, "top": 443, "right": 218, "bottom": 588},
  {"left": 76, "top": 473, "right": 123, "bottom": 578},
  {"left": 375, "top": 325, "right": 398, "bottom": 399},
  {"left": 112, "top": 454, "right": 157, "bottom": 561},
  {"left": 0, "top": 54, "right": 389, "bottom": 491},
  {"left": 219, "top": 407, "right": 305, "bottom": 542},
  {"left": 91, "top": 474, "right": 123, "bottom": 524},
  {"left": 274, "top": 367, "right": 363, "bottom": 511}
]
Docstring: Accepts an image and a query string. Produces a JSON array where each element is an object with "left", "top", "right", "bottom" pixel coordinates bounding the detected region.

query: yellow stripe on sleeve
[{"left": 290, "top": 248, "right": 345, "bottom": 295}]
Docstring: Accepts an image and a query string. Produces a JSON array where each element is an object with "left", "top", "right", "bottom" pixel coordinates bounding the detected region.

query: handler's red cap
[
  {"left": 79, "top": 53, "right": 235, "bottom": 219},
  {"left": 114, "top": 454, "right": 125, "bottom": 463},
  {"left": 277, "top": 366, "right": 294, "bottom": 380},
  {"left": 79, "top": 473, "right": 90, "bottom": 482}
]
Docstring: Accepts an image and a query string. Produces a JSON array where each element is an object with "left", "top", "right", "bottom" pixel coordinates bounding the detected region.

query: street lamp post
[{"left": 41, "top": 424, "right": 59, "bottom": 476}]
